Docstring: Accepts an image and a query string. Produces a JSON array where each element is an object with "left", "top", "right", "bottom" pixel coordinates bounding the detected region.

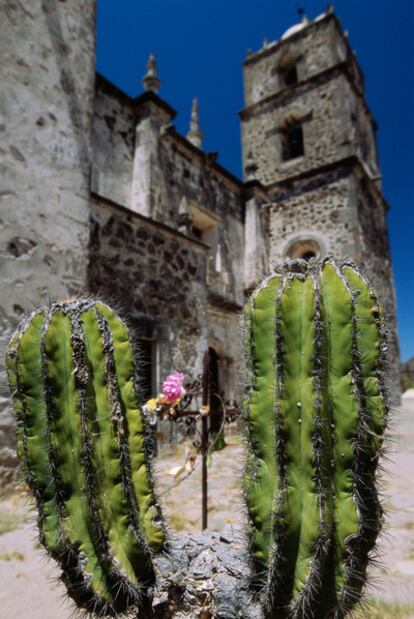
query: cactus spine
[
  {"left": 243, "top": 259, "right": 388, "bottom": 619},
  {"left": 6, "top": 299, "right": 165, "bottom": 617}
]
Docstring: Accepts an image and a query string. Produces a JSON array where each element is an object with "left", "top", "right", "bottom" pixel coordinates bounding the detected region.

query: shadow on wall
[{"left": 42, "top": 0, "right": 92, "bottom": 171}]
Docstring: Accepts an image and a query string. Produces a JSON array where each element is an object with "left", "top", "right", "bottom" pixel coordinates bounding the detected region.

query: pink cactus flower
[{"left": 162, "top": 371, "right": 186, "bottom": 404}]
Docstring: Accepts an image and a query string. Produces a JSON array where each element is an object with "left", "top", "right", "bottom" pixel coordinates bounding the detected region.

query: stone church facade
[{"left": 0, "top": 1, "right": 399, "bottom": 483}]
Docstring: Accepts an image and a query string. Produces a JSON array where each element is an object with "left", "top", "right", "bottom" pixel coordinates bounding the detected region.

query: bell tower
[{"left": 240, "top": 7, "right": 400, "bottom": 402}]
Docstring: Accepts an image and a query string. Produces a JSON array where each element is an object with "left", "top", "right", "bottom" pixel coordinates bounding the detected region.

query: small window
[
  {"left": 191, "top": 206, "right": 218, "bottom": 245},
  {"left": 191, "top": 225, "right": 203, "bottom": 240},
  {"left": 282, "top": 125, "right": 304, "bottom": 161},
  {"left": 283, "top": 65, "right": 298, "bottom": 86}
]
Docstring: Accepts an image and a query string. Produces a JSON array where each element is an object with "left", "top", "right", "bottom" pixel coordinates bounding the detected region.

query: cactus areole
[
  {"left": 243, "top": 258, "right": 388, "bottom": 619},
  {"left": 6, "top": 258, "right": 389, "bottom": 618},
  {"left": 6, "top": 299, "right": 165, "bottom": 616}
]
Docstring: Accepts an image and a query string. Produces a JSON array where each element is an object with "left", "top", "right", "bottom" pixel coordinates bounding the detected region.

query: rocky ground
[{"left": 1, "top": 398, "right": 414, "bottom": 618}]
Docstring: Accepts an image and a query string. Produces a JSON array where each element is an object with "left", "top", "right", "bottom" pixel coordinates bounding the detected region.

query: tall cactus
[
  {"left": 6, "top": 299, "right": 165, "bottom": 617},
  {"left": 243, "top": 258, "right": 388, "bottom": 619}
]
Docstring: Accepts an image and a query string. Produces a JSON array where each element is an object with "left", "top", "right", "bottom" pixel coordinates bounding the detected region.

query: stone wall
[
  {"left": 132, "top": 120, "right": 245, "bottom": 309},
  {"left": 244, "top": 194, "right": 269, "bottom": 291},
  {"left": 241, "top": 71, "right": 355, "bottom": 187},
  {"left": 266, "top": 161, "right": 395, "bottom": 301},
  {"left": 267, "top": 164, "right": 356, "bottom": 262},
  {"left": 243, "top": 14, "right": 363, "bottom": 108},
  {"left": 89, "top": 195, "right": 209, "bottom": 387},
  {"left": 354, "top": 178, "right": 401, "bottom": 403},
  {"left": 207, "top": 306, "right": 244, "bottom": 402},
  {"left": 240, "top": 12, "right": 376, "bottom": 188},
  {"left": 263, "top": 161, "right": 396, "bottom": 363},
  {"left": 160, "top": 138, "right": 242, "bottom": 223},
  {"left": 159, "top": 134, "right": 245, "bottom": 308},
  {"left": 343, "top": 81, "right": 379, "bottom": 179},
  {"left": 0, "top": 0, "right": 96, "bottom": 484},
  {"left": 131, "top": 97, "right": 176, "bottom": 219},
  {"left": 92, "top": 76, "right": 135, "bottom": 207},
  {"left": 244, "top": 17, "right": 337, "bottom": 107},
  {"left": 92, "top": 85, "right": 245, "bottom": 310}
]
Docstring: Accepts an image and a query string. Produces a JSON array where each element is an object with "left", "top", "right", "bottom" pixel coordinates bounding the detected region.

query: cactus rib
[
  {"left": 267, "top": 270, "right": 332, "bottom": 616},
  {"left": 243, "top": 276, "right": 281, "bottom": 583},
  {"left": 6, "top": 310, "right": 62, "bottom": 553}
]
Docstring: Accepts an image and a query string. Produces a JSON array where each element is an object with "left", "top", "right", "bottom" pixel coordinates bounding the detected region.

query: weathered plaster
[
  {"left": 92, "top": 76, "right": 135, "bottom": 207},
  {"left": 0, "top": 0, "right": 95, "bottom": 484}
]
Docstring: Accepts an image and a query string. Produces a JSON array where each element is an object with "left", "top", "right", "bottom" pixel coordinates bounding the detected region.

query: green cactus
[
  {"left": 243, "top": 258, "right": 388, "bottom": 619},
  {"left": 6, "top": 299, "right": 165, "bottom": 617}
]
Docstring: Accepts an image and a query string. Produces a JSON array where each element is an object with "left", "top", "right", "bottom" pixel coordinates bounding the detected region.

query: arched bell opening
[{"left": 287, "top": 238, "right": 322, "bottom": 261}]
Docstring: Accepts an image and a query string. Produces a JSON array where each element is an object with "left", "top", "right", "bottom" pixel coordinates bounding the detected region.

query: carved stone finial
[
  {"left": 142, "top": 52, "right": 161, "bottom": 94},
  {"left": 245, "top": 151, "right": 258, "bottom": 181},
  {"left": 186, "top": 97, "right": 203, "bottom": 149}
]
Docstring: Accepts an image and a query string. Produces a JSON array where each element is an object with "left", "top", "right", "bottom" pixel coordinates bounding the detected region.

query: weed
[
  {"left": 0, "top": 509, "right": 23, "bottom": 535},
  {"left": 0, "top": 551, "right": 25, "bottom": 561},
  {"left": 354, "top": 598, "right": 414, "bottom": 618},
  {"left": 169, "top": 513, "right": 198, "bottom": 531}
]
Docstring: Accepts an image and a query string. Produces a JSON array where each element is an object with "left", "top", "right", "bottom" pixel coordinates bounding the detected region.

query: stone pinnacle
[
  {"left": 142, "top": 52, "right": 161, "bottom": 94},
  {"left": 186, "top": 97, "right": 203, "bottom": 149}
]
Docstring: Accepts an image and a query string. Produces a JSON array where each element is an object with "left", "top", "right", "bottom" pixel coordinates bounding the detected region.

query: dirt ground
[{"left": 1, "top": 398, "right": 414, "bottom": 618}]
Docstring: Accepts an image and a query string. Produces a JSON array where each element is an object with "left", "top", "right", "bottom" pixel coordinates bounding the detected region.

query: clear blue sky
[{"left": 96, "top": 0, "right": 414, "bottom": 362}]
